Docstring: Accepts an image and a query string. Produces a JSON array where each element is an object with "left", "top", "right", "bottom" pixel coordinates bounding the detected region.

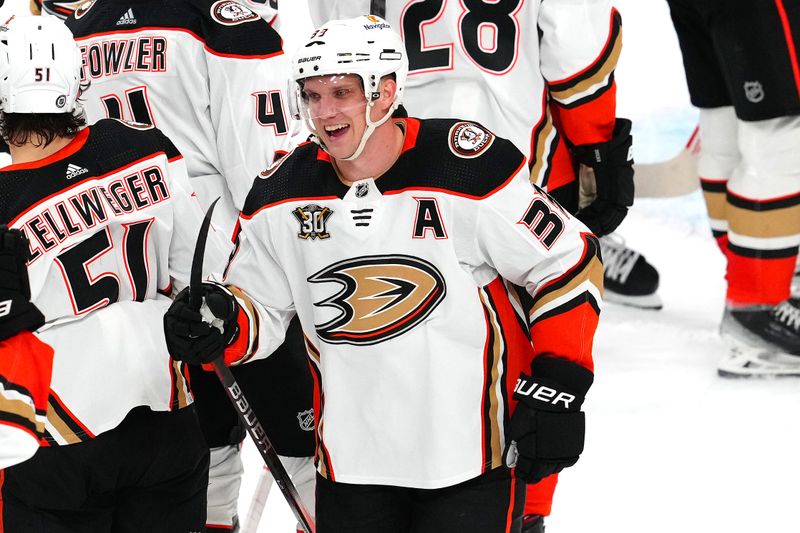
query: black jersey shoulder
[
  {"left": 0, "top": 119, "right": 180, "bottom": 224},
  {"left": 379, "top": 118, "right": 525, "bottom": 198},
  {"left": 242, "top": 143, "right": 346, "bottom": 217},
  {"left": 87, "top": 119, "right": 183, "bottom": 169},
  {"left": 66, "top": 0, "right": 282, "bottom": 58}
]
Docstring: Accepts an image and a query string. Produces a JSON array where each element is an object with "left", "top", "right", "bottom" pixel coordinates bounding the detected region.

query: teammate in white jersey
[
  {"left": 164, "top": 17, "right": 602, "bottom": 532},
  {"left": 64, "top": 3, "right": 317, "bottom": 530},
  {"left": 307, "top": 0, "right": 661, "bottom": 316},
  {"left": 0, "top": 226, "right": 52, "bottom": 470},
  {"left": 0, "top": 16, "right": 225, "bottom": 531},
  {"left": 65, "top": 0, "right": 293, "bottom": 236}
]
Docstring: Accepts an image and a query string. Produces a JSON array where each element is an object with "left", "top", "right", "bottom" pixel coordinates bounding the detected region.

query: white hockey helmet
[
  {"left": 0, "top": 16, "right": 83, "bottom": 114},
  {"left": 290, "top": 15, "right": 408, "bottom": 160}
]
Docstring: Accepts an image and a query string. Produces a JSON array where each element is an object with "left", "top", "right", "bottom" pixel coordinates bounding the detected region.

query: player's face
[{"left": 300, "top": 74, "right": 369, "bottom": 159}]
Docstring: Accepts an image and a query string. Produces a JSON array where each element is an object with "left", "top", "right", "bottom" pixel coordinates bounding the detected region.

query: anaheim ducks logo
[
  {"left": 260, "top": 148, "right": 293, "bottom": 179},
  {"left": 74, "top": 0, "right": 97, "bottom": 18},
  {"left": 211, "top": 0, "right": 260, "bottom": 25},
  {"left": 309, "top": 255, "right": 447, "bottom": 345},
  {"left": 448, "top": 122, "right": 494, "bottom": 159},
  {"left": 113, "top": 118, "right": 153, "bottom": 130}
]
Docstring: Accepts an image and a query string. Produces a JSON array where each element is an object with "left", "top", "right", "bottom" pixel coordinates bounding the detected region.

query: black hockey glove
[
  {"left": 505, "top": 355, "right": 594, "bottom": 484},
  {"left": 572, "top": 118, "right": 634, "bottom": 236},
  {"left": 0, "top": 226, "right": 45, "bottom": 342},
  {"left": 163, "top": 282, "right": 240, "bottom": 365}
]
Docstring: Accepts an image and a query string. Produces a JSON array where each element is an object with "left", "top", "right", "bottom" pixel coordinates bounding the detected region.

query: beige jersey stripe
[
  {"left": 703, "top": 190, "right": 727, "bottom": 222},
  {"left": 479, "top": 289, "right": 506, "bottom": 470},
  {"left": 46, "top": 401, "right": 83, "bottom": 445},
  {"left": 549, "top": 30, "right": 622, "bottom": 103},
  {"left": 728, "top": 203, "right": 800, "bottom": 238},
  {"left": 530, "top": 256, "right": 604, "bottom": 319},
  {"left": 0, "top": 394, "right": 42, "bottom": 433}
]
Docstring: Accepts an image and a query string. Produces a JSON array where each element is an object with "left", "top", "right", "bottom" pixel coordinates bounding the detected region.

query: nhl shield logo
[
  {"left": 296, "top": 409, "right": 314, "bottom": 431},
  {"left": 355, "top": 181, "right": 369, "bottom": 198},
  {"left": 744, "top": 81, "right": 764, "bottom": 103},
  {"left": 293, "top": 204, "right": 333, "bottom": 240}
]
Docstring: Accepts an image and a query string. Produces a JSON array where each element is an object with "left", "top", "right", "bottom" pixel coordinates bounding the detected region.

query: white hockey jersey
[
  {"left": 308, "top": 0, "right": 622, "bottom": 195},
  {"left": 0, "top": 119, "right": 227, "bottom": 445},
  {"left": 222, "top": 118, "right": 602, "bottom": 488},
  {"left": 0, "top": 332, "right": 53, "bottom": 468},
  {"left": 67, "top": 0, "right": 294, "bottom": 236}
]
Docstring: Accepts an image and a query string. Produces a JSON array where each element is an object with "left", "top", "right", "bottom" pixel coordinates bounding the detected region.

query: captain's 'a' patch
[{"left": 448, "top": 122, "right": 494, "bottom": 159}]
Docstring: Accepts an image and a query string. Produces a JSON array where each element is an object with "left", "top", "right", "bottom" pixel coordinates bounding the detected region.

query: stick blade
[{"left": 189, "top": 197, "right": 221, "bottom": 309}]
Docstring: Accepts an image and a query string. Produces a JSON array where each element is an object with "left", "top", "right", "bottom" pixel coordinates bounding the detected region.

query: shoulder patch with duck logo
[
  {"left": 74, "top": 0, "right": 97, "bottom": 18},
  {"left": 210, "top": 0, "right": 260, "bottom": 25},
  {"left": 448, "top": 122, "right": 494, "bottom": 159},
  {"left": 260, "top": 148, "right": 293, "bottom": 179},
  {"left": 113, "top": 118, "right": 154, "bottom": 130}
]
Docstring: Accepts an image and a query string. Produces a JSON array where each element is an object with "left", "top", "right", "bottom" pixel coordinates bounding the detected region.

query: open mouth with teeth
[{"left": 324, "top": 123, "right": 350, "bottom": 141}]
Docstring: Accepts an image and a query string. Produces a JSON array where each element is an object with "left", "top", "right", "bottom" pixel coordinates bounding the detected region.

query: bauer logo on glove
[{"left": 513, "top": 377, "right": 578, "bottom": 410}]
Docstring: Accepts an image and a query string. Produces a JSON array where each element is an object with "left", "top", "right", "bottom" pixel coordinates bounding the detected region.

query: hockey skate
[
  {"left": 599, "top": 234, "right": 662, "bottom": 310},
  {"left": 718, "top": 298, "right": 800, "bottom": 377},
  {"left": 521, "top": 514, "right": 545, "bottom": 533}
]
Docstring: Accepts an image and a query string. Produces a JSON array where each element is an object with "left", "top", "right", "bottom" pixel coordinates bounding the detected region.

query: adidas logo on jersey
[
  {"left": 65, "top": 163, "right": 88, "bottom": 180},
  {"left": 116, "top": 8, "right": 136, "bottom": 25}
]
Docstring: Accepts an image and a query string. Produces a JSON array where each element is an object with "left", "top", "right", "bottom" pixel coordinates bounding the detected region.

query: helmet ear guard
[
  {"left": 0, "top": 16, "right": 83, "bottom": 114},
  {"left": 286, "top": 77, "right": 302, "bottom": 122},
  {"left": 290, "top": 15, "right": 408, "bottom": 160}
]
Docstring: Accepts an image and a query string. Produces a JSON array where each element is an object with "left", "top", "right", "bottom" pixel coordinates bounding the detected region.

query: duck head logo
[{"left": 309, "top": 255, "right": 447, "bottom": 345}]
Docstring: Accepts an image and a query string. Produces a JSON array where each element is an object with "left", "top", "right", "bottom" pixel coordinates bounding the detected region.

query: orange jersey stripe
[
  {"left": 530, "top": 300, "right": 599, "bottom": 372},
  {"left": 727, "top": 253, "right": 795, "bottom": 305},
  {"left": 551, "top": 84, "right": 617, "bottom": 146}
]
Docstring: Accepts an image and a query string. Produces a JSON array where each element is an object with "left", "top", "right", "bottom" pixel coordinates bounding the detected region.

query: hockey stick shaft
[
  {"left": 632, "top": 125, "right": 700, "bottom": 198},
  {"left": 212, "top": 359, "right": 316, "bottom": 533},
  {"left": 241, "top": 466, "right": 274, "bottom": 533},
  {"left": 188, "top": 199, "right": 314, "bottom": 532}
]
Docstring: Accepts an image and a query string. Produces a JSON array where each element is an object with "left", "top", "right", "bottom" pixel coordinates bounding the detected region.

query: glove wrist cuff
[
  {"left": 532, "top": 356, "right": 593, "bottom": 394},
  {"left": 0, "top": 302, "right": 45, "bottom": 342},
  {"left": 572, "top": 117, "right": 633, "bottom": 166}
]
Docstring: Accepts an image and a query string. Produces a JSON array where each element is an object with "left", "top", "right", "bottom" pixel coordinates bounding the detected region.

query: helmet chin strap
[{"left": 338, "top": 101, "right": 395, "bottom": 161}]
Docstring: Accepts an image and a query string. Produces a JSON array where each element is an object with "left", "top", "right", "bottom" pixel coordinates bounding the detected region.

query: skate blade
[
  {"left": 603, "top": 290, "right": 663, "bottom": 310},
  {"left": 717, "top": 345, "right": 800, "bottom": 378}
]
